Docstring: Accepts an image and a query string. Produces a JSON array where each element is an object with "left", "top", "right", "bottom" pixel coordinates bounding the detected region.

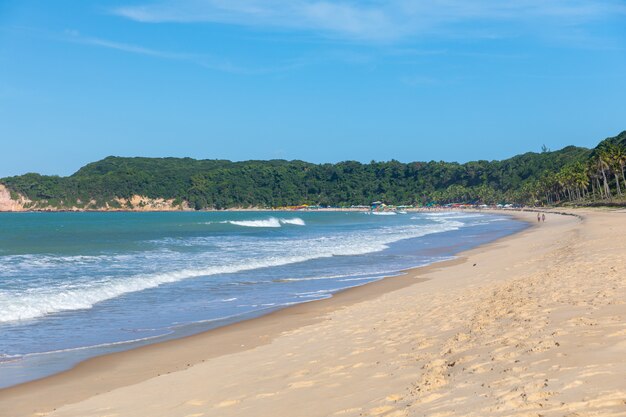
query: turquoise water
[{"left": 0, "top": 211, "right": 526, "bottom": 387}]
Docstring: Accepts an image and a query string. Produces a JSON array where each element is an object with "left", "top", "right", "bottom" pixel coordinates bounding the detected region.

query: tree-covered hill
[{"left": 2, "top": 132, "right": 624, "bottom": 210}]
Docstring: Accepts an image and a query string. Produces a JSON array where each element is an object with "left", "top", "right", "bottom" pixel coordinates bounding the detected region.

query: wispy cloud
[
  {"left": 111, "top": 0, "right": 626, "bottom": 42},
  {"left": 112, "top": 1, "right": 400, "bottom": 40},
  {"left": 68, "top": 32, "right": 188, "bottom": 60},
  {"left": 62, "top": 29, "right": 306, "bottom": 74}
]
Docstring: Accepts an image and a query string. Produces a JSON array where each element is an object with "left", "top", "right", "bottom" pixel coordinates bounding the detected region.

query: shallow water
[{"left": 0, "top": 210, "right": 526, "bottom": 387}]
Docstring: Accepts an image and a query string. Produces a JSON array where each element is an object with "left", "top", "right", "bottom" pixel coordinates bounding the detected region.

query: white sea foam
[
  {"left": 420, "top": 212, "right": 485, "bottom": 219},
  {"left": 222, "top": 217, "right": 305, "bottom": 228},
  {"left": 226, "top": 218, "right": 282, "bottom": 227},
  {"left": 433, "top": 220, "right": 465, "bottom": 228},
  {"left": 277, "top": 271, "right": 392, "bottom": 282},
  {"left": 0, "top": 353, "right": 22, "bottom": 363},
  {"left": 372, "top": 211, "right": 397, "bottom": 216},
  {"left": 0, "top": 255, "right": 322, "bottom": 322},
  {"left": 0, "top": 252, "right": 167, "bottom": 277},
  {"left": 18, "top": 331, "right": 174, "bottom": 358},
  {"left": 0, "top": 218, "right": 462, "bottom": 324},
  {"left": 338, "top": 276, "right": 382, "bottom": 282},
  {"left": 279, "top": 218, "right": 306, "bottom": 226},
  {"left": 295, "top": 287, "right": 347, "bottom": 297}
]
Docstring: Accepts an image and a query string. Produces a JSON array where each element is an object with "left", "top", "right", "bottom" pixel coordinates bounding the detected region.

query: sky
[{"left": 1, "top": 1, "right": 625, "bottom": 177}]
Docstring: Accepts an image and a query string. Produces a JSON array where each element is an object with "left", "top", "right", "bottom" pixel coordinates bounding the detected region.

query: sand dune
[{"left": 2, "top": 209, "right": 625, "bottom": 417}]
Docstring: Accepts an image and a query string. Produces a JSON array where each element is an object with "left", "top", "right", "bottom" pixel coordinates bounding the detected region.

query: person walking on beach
[
  {"left": 537, "top": 213, "right": 541, "bottom": 223},
  {"left": 542, "top": 213, "right": 546, "bottom": 222}
]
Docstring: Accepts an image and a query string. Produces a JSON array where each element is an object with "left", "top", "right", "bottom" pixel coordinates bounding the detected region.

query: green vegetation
[
  {"left": 525, "top": 131, "right": 626, "bottom": 205},
  {"left": 2, "top": 132, "right": 625, "bottom": 210}
]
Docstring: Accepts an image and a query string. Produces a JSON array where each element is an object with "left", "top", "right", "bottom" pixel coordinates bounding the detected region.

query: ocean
[{"left": 0, "top": 210, "right": 526, "bottom": 387}]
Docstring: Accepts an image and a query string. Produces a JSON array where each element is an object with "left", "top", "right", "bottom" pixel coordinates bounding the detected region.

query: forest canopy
[{"left": 2, "top": 131, "right": 624, "bottom": 210}]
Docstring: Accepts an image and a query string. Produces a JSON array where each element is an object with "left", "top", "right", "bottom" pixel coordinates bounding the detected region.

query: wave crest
[
  {"left": 1, "top": 217, "right": 462, "bottom": 323},
  {"left": 225, "top": 217, "right": 305, "bottom": 228}
]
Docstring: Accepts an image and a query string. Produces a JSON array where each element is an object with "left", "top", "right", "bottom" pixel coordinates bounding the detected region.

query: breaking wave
[
  {"left": 0, "top": 219, "right": 461, "bottom": 323},
  {"left": 224, "top": 217, "right": 306, "bottom": 228}
]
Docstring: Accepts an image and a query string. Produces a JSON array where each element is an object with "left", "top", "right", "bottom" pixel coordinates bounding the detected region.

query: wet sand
[{"left": 2, "top": 209, "right": 625, "bottom": 417}]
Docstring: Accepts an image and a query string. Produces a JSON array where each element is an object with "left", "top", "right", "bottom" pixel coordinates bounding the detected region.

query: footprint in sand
[
  {"left": 579, "top": 370, "right": 612, "bottom": 378},
  {"left": 185, "top": 400, "right": 206, "bottom": 406},
  {"left": 417, "top": 392, "right": 445, "bottom": 404},
  {"left": 215, "top": 399, "right": 241, "bottom": 408},
  {"left": 321, "top": 365, "right": 346, "bottom": 374},
  {"left": 368, "top": 405, "right": 395, "bottom": 415},
  {"left": 288, "top": 380, "right": 315, "bottom": 389},
  {"left": 332, "top": 407, "right": 362, "bottom": 415},
  {"left": 290, "top": 368, "right": 311, "bottom": 377},
  {"left": 255, "top": 392, "right": 279, "bottom": 399},
  {"left": 608, "top": 328, "right": 626, "bottom": 337},
  {"left": 350, "top": 347, "right": 375, "bottom": 355},
  {"left": 383, "top": 411, "right": 408, "bottom": 417}
]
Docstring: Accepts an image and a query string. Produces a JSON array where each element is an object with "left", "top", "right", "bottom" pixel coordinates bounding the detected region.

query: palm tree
[
  {"left": 611, "top": 143, "right": 626, "bottom": 193},
  {"left": 605, "top": 143, "right": 624, "bottom": 196},
  {"left": 585, "top": 162, "right": 598, "bottom": 200},
  {"left": 571, "top": 162, "right": 589, "bottom": 201},
  {"left": 596, "top": 150, "right": 612, "bottom": 200}
]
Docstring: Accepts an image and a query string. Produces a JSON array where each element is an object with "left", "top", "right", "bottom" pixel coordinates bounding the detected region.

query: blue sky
[{"left": 1, "top": 0, "right": 625, "bottom": 177}]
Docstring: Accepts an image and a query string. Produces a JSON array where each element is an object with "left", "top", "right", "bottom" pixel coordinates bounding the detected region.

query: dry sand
[{"left": 1, "top": 209, "right": 625, "bottom": 417}]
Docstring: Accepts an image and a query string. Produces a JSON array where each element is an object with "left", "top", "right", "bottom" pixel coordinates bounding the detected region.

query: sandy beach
[{"left": 1, "top": 209, "right": 625, "bottom": 417}]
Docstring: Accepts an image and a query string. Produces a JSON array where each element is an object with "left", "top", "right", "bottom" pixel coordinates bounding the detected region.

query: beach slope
[{"left": 2, "top": 210, "right": 625, "bottom": 417}]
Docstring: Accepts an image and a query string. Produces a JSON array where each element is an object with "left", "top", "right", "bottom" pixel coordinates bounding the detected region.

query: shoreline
[
  {"left": 0, "top": 210, "right": 535, "bottom": 416},
  {"left": 0, "top": 206, "right": 533, "bottom": 214},
  {"left": 7, "top": 209, "right": 624, "bottom": 417}
]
